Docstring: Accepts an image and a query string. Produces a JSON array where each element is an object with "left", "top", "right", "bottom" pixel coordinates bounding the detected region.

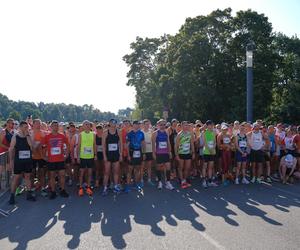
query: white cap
[
  {"left": 285, "top": 154, "right": 294, "bottom": 163},
  {"left": 221, "top": 124, "right": 228, "bottom": 130}
]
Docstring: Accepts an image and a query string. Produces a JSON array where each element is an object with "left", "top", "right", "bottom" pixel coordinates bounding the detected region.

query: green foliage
[
  {"left": 124, "top": 8, "right": 300, "bottom": 124},
  {"left": 0, "top": 93, "right": 126, "bottom": 122}
]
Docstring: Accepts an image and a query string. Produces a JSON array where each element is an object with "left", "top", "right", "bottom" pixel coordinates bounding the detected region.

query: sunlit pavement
[{"left": 1, "top": 180, "right": 300, "bottom": 250}]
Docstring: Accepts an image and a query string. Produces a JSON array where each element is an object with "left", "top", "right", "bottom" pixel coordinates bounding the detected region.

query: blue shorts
[{"left": 236, "top": 151, "right": 248, "bottom": 163}]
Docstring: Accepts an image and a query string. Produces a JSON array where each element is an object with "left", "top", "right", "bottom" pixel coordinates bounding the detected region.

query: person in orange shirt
[{"left": 31, "top": 119, "right": 47, "bottom": 196}]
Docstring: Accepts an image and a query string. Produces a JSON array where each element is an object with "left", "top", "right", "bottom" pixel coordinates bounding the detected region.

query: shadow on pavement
[{"left": 1, "top": 180, "right": 300, "bottom": 249}]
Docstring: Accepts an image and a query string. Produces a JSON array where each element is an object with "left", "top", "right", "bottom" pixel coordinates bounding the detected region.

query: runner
[
  {"left": 152, "top": 119, "right": 174, "bottom": 190},
  {"left": 217, "top": 124, "right": 232, "bottom": 186},
  {"left": 95, "top": 124, "right": 104, "bottom": 188},
  {"left": 77, "top": 120, "right": 96, "bottom": 196},
  {"left": 121, "top": 120, "right": 131, "bottom": 184},
  {"left": 70, "top": 124, "right": 80, "bottom": 186},
  {"left": 202, "top": 120, "right": 218, "bottom": 188},
  {"left": 175, "top": 121, "right": 195, "bottom": 189},
  {"left": 8, "top": 121, "right": 36, "bottom": 204},
  {"left": 232, "top": 121, "right": 240, "bottom": 137},
  {"left": 293, "top": 126, "right": 300, "bottom": 170},
  {"left": 234, "top": 122, "right": 250, "bottom": 184},
  {"left": 31, "top": 119, "right": 47, "bottom": 196},
  {"left": 168, "top": 119, "right": 178, "bottom": 179},
  {"left": 279, "top": 154, "right": 297, "bottom": 184},
  {"left": 282, "top": 128, "right": 296, "bottom": 156},
  {"left": 268, "top": 125, "right": 280, "bottom": 181},
  {"left": 102, "top": 119, "right": 122, "bottom": 196},
  {"left": 247, "top": 122, "right": 268, "bottom": 184},
  {"left": 125, "top": 120, "right": 145, "bottom": 192},
  {"left": 261, "top": 126, "right": 272, "bottom": 183},
  {"left": 142, "top": 119, "right": 155, "bottom": 186},
  {"left": 42, "top": 120, "right": 69, "bottom": 199}
]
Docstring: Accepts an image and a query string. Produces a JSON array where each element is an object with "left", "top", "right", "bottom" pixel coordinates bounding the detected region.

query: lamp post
[{"left": 246, "top": 40, "right": 255, "bottom": 123}]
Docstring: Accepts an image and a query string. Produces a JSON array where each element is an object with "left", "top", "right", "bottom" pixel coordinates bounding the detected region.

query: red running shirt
[{"left": 42, "top": 133, "right": 68, "bottom": 162}]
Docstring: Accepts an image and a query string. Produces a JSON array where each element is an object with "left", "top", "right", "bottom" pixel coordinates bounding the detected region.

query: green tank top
[
  {"left": 178, "top": 132, "right": 191, "bottom": 154},
  {"left": 80, "top": 131, "right": 94, "bottom": 159},
  {"left": 203, "top": 130, "right": 216, "bottom": 155}
]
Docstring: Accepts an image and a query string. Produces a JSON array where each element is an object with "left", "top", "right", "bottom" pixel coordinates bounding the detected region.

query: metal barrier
[
  {"left": 0, "top": 151, "right": 11, "bottom": 193},
  {"left": 0, "top": 151, "right": 11, "bottom": 216}
]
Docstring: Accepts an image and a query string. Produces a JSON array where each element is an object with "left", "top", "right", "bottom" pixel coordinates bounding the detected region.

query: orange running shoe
[
  {"left": 78, "top": 187, "right": 84, "bottom": 197},
  {"left": 86, "top": 187, "right": 93, "bottom": 196}
]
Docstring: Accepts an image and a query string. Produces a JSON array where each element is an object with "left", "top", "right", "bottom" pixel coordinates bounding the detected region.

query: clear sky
[{"left": 0, "top": 0, "right": 299, "bottom": 113}]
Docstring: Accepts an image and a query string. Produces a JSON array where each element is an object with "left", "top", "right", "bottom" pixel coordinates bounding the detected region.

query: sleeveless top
[
  {"left": 15, "top": 134, "right": 32, "bottom": 164},
  {"left": 178, "top": 132, "right": 192, "bottom": 155},
  {"left": 251, "top": 131, "right": 263, "bottom": 150},
  {"left": 156, "top": 130, "right": 169, "bottom": 155},
  {"left": 237, "top": 133, "right": 247, "bottom": 153},
  {"left": 80, "top": 132, "right": 94, "bottom": 159},
  {"left": 106, "top": 129, "right": 120, "bottom": 155},
  {"left": 203, "top": 130, "right": 215, "bottom": 155}
]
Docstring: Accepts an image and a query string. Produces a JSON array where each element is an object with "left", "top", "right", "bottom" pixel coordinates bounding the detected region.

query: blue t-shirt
[{"left": 126, "top": 130, "right": 145, "bottom": 150}]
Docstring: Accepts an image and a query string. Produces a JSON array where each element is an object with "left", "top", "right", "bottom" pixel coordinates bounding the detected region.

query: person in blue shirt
[{"left": 125, "top": 120, "right": 145, "bottom": 192}]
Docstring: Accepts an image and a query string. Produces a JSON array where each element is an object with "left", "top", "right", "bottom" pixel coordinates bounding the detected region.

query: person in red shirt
[{"left": 42, "top": 120, "right": 69, "bottom": 199}]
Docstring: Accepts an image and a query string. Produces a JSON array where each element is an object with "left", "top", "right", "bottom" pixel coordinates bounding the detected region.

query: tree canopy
[{"left": 123, "top": 8, "right": 300, "bottom": 124}]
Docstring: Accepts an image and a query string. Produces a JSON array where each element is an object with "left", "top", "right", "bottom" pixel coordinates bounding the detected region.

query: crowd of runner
[{"left": 0, "top": 116, "right": 299, "bottom": 205}]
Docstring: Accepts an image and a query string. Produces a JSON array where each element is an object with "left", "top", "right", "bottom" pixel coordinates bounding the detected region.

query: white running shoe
[
  {"left": 251, "top": 177, "right": 256, "bottom": 183},
  {"left": 242, "top": 178, "right": 250, "bottom": 184},
  {"left": 202, "top": 180, "right": 208, "bottom": 188},
  {"left": 165, "top": 181, "right": 174, "bottom": 190},
  {"left": 235, "top": 178, "right": 239, "bottom": 185},
  {"left": 157, "top": 181, "right": 163, "bottom": 190}
]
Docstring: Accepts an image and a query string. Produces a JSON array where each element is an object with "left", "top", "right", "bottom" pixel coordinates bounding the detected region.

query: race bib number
[
  {"left": 51, "top": 147, "right": 61, "bottom": 156},
  {"left": 159, "top": 141, "right": 167, "bottom": 149},
  {"left": 133, "top": 150, "right": 141, "bottom": 158},
  {"left": 182, "top": 143, "right": 190, "bottom": 151},
  {"left": 108, "top": 143, "right": 118, "bottom": 151},
  {"left": 223, "top": 137, "right": 231, "bottom": 144},
  {"left": 19, "top": 150, "right": 30, "bottom": 159},
  {"left": 239, "top": 141, "right": 247, "bottom": 148},
  {"left": 97, "top": 145, "right": 103, "bottom": 152},
  {"left": 208, "top": 141, "right": 214, "bottom": 149},
  {"left": 84, "top": 147, "right": 93, "bottom": 155}
]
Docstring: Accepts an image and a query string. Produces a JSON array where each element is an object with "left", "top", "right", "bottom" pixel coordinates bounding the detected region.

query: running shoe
[
  {"left": 256, "top": 178, "right": 262, "bottom": 184},
  {"left": 157, "top": 181, "right": 163, "bottom": 190},
  {"left": 202, "top": 180, "right": 208, "bottom": 189},
  {"left": 208, "top": 181, "right": 218, "bottom": 187},
  {"left": 113, "top": 185, "right": 121, "bottom": 194},
  {"left": 102, "top": 188, "right": 108, "bottom": 196},
  {"left": 181, "top": 182, "right": 188, "bottom": 189},
  {"left": 41, "top": 188, "right": 48, "bottom": 197},
  {"left": 86, "top": 187, "right": 93, "bottom": 196},
  {"left": 9, "top": 194, "right": 15, "bottom": 205},
  {"left": 266, "top": 176, "right": 272, "bottom": 183},
  {"left": 242, "top": 178, "right": 250, "bottom": 184},
  {"left": 251, "top": 177, "right": 256, "bottom": 183},
  {"left": 165, "top": 181, "right": 174, "bottom": 190},
  {"left": 78, "top": 187, "right": 84, "bottom": 197},
  {"left": 235, "top": 178, "right": 239, "bottom": 185}
]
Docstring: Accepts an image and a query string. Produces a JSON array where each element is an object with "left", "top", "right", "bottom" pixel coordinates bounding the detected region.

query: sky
[{"left": 0, "top": 0, "right": 299, "bottom": 113}]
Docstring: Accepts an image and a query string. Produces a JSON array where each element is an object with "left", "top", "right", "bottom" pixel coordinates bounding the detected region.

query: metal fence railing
[
  {"left": 0, "top": 151, "right": 11, "bottom": 216},
  {"left": 0, "top": 151, "right": 11, "bottom": 193}
]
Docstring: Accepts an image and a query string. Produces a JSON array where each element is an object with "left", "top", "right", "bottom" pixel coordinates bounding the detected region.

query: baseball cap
[
  {"left": 206, "top": 120, "right": 213, "bottom": 125},
  {"left": 109, "top": 119, "right": 117, "bottom": 124},
  {"left": 133, "top": 120, "right": 141, "bottom": 125},
  {"left": 221, "top": 124, "right": 228, "bottom": 130},
  {"left": 285, "top": 154, "right": 294, "bottom": 163}
]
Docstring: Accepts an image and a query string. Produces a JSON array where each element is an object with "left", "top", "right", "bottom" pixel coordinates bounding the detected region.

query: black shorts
[
  {"left": 156, "top": 154, "right": 170, "bottom": 164},
  {"left": 65, "top": 155, "right": 72, "bottom": 164},
  {"left": 129, "top": 149, "right": 143, "bottom": 166},
  {"left": 264, "top": 152, "right": 271, "bottom": 162},
  {"left": 48, "top": 161, "right": 65, "bottom": 171},
  {"left": 106, "top": 152, "right": 120, "bottom": 163},
  {"left": 32, "top": 159, "right": 47, "bottom": 169},
  {"left": 144, "top": 152, "right": 153, "bottom": 161},
  {"left": 294, "top": 151, "right": 300, "bottom": 158},
  {"left": 203, "top": 154, "right": 215, "bottom": 162},
  {"left": 14, "top": 161, "right": 33, "bottom": 175},
  {"left": 250, "top": 149, "right": 264, "bottom": 163},
  {"left": 80, "top": 158, "right": 94, "bottom": 169},
  {"left": 97, "top": 152, "right": 104, "bottom": 161},
  {"left": 179, "top": 154, "right": 192, "bottom": 160}
]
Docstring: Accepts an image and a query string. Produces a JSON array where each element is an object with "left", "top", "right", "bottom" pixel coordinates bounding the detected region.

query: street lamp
[{"left": 246, "top": 40, "right": 255, "bottom": 123}]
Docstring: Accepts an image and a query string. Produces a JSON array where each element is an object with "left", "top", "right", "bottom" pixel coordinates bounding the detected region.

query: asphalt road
[{"left": 1, "top": 179, "right": 300, "bottom": 250}]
